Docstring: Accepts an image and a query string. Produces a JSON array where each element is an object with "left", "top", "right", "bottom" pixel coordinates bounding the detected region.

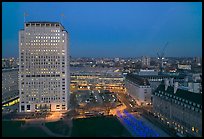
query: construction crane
[{"left": 157, "top": 42, "right": 168, "bottom": 72}]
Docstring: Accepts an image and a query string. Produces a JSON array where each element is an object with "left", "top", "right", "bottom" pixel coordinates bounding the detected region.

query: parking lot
[{"left": 73, "top": 90, "right": 121, "bottom": 109}]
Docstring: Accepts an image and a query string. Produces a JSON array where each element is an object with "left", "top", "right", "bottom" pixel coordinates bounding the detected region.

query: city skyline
[{"left": 2, "top": 2, "right": 202, "bottom": 58}]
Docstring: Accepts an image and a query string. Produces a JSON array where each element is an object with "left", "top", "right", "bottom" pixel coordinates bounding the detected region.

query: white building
[
  {"left": 178, "top": 64, "right": 191, "bottom": 70},
  {"left": 125, "top": 74, "right": 152, "bottom": 106},
  {"left": 141, "top": 56, "right": 150, "bottom": 68},
  {"left": 138, "top": 69, "right": 158, "bottom": 76},
  {"left": 19, "top": 22, "right": 70, "bottom": 112}
]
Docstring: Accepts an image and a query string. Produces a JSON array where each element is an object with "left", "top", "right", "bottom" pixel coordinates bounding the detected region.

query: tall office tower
[
  {"left": 19, "top": 22, "right": 70, "bottom": 112},
  {"left": 141, "top": 56, "right": 150, "bottom": 68}
]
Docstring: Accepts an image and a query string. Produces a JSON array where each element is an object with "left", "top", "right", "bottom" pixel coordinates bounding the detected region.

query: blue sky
[{"left": 2, "top": 2, "right": 202, "bottom": 58}]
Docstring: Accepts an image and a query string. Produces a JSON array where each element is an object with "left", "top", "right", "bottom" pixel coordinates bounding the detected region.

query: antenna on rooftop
[
  {"left": 24, "top": 12, "right": 29, "bottom": 23},
  {"left": 60, "top": 13, "right": 65, "bottom": 24}
]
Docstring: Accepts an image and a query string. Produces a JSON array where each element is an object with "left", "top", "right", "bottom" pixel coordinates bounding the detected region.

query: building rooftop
[
  {"left": 154, "top": 84, "right": 202, "bottom": 105},
  {"left": 26, "top": 21, "right": 61, "bottom": 24},
  {"left": 138, "top": 74, "right": 185, "bottom": 79},
  {"left": 24, "top": 21, "right": 65, "bottom": 30},
  {"left": 126, "top": 73, "right": 150, "bottom": 86}
]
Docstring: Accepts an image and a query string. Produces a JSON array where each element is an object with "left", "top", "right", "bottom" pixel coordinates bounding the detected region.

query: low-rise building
[
  {"left": 125, "top": 74, "right": 152, "bottom": 106},
  {"left": 153, "top": 79, "right": 202, "bottom": 137},
  {"left": 178, "top": 64, "right": 191, "bottom": 70},
  {"left": 2, "top": 68, "right": 19, "bottom": 103}
]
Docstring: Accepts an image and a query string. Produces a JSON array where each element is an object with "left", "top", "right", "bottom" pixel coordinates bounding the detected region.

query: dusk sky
[{"left": 2, "top": 2, "right": 202, "bottom": 58}]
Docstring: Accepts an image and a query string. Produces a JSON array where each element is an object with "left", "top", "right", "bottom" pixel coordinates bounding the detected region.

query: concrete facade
[
  {"left": 19, "top": 22, "right": 70, "bottom": 112},
  {"left": 125, "top": 74, "right": 152, "bottom": 106}
]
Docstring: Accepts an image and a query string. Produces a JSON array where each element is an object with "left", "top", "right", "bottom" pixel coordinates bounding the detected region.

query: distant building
[
  {"left": 2, "top": 58, "right": 9, "bottom": 69},
  {"left": 2, "top": 68, "right": 19, "bottom": 103},
  {"left": 141, "top": 56, "right": 150, "bottom": 68},
  {"left": 134, "top": 73, "right": 185, "bottom": 92},
  {"left": 187, "top": 82, "right": 202, "bottom": 94},
  {"left": 70, "top": 67, "right": 124, "bottom": 92},
  {"left": 153, "top": 79, "right": 202, "bottom": 137},
  {"left": 138, "top": 69, "right": 158, "bottom": 76},
  {"left": 19, "top": 22, "right": 70, "bottom": 112},
  {"left": 114, "top": 58, "right": 120, "bottom": 62},
  {"left": 178, "top": 64, "right": 191, "bottom": 70},
  {"left": 125, "top": 74, "right": 152, "bottom": 106},
  {"left": 194, "top": 57, "right": 201, "bottom": 66},
  {"left": 179, "top": 73, "right": 202, "bottom": 94}
]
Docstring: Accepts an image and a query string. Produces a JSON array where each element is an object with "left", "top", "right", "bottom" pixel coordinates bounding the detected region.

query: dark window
[
  {"left": 27, "top": 105, "right": 30, "bottom": 110},
  {"left": 21, "top": 105, "right": 25, "bottom": 111}
]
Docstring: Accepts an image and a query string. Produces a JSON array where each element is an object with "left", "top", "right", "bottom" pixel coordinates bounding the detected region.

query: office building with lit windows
[
  {"left": 19, "top": 22, "right": 70, "bottom": 112},
  {"left": 125, "top": 73, "right": 152, "bottom": 106},
  {"left": 153, "top": 79, "right": 202, "bottom": 137},
  {"left": 2, "top": 68, "right": 19, "bottom": 103}
]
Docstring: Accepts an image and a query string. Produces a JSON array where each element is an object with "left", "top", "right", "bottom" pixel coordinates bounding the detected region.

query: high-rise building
[
  {"left": 19, "top": 22, "right": 70, "bottom": 112},
  {"left": 141, "top": 56, "right": 150, "bottom": 68}
]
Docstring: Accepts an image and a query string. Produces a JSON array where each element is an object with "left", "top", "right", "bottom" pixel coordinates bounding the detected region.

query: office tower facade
[{"left": 19, "top": 22, "right": 70, "bottom": 112}]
